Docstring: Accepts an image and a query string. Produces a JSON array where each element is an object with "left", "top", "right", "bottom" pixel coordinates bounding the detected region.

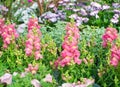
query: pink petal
[
  {"left": 43, "top": 74, "right": 52, "bottom": 83},
  {"left": 31, "top": 79, "right": 41, "bottom": 87},
  {"left": 0, "top": 73, "right": 12, "bottom": 84}
]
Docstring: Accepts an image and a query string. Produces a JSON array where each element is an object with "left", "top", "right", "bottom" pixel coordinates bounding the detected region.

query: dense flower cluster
[
  {"left": 25, "top": 18, "right": 42, "bottom": 60},
  {"left": 102, "top": 27, "right": 118, "bottom": 48},
  {"left": 54, "top": 23, "right": 81, "bottom": 67},
  {"left": 39, "top": 11, "right": 66, "bottom": 23},
  {"left": 110, "top": 44, "right": 120, "bottom": 67},
  {"left": 0, "top": 19, "right": 19, "bottom": 49},
  {"left": 25, "top": 64, "right": 38, "bottom": 74}
]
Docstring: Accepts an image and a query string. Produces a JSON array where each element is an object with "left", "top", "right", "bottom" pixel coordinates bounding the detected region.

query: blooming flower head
[
  {"left": 28, "top": 18, "right": 40, "bottom": 31},
  {"left": 25, "top": 18, "right": 42, "bottom": 60},
  {"left": 102, "top": 27, "right": 118, "bottom": 48},
  {"left": 1, "top": 23, "right": 19, "bottom": 49},
  {"left": 54, "top": 22, "right": 81, "bottom": 68},
  {"left": 109, "top": 43, "right": 120, "bottom": 67}
]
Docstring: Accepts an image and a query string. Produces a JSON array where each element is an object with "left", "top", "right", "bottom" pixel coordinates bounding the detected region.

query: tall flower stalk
[
  {"left": 25, "top": 18, "right": 42, "bottom": 60},
  {"left": 54, "top": 22, "right": 81, "bottom": 68}
]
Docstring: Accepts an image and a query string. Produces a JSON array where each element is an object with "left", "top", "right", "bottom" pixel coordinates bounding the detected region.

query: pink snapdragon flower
[
  {"left": 1, "top": 24, "right": 19, "bottom": 49},
  {"left": 54, "top": 23, "right": 81, "bottom": 68},
  {"left": 28, "top": 18, "right": 40, "bottom": 31},
  {"left": 25, "top": 18, "right": 42, "bottom": 60},
  {"left": 102, "top": 27, "right": 118, "bottom": 48},
  {"left": 25, "top": 64, "right": 39, "bottom": 74},
  {"left": 110, "top": 44, "right": 120, "bottom": 67}
]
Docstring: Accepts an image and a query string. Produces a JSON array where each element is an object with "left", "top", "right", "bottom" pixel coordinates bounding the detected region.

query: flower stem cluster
[
  {"left": 25, "top": 18, "right": 42, "bottom": 60},
  {"left": 54, "top": 23, "right": 81, "bottom": 68}
]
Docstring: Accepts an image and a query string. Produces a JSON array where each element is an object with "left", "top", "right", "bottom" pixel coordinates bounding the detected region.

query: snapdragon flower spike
[
  {"left": 55, "top": 23, "right": 81, "bottom": 68},
  {"left": 25, "top": 18, "right": 42, "bottom": 60},
  {"left": 1, "top": 24, "right": 19, "bottom": 49},
  {"left": 102, "top": 27, "right": 118, "bottom": 48},
  {"left": 110, "top": 44, "right": 120, "bottom": 67}
]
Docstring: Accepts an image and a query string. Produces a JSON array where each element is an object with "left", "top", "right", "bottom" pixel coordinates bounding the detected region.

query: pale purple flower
[
  {"left": 90, "top": 2, "right": 101, "bottom": 9},
  {"left": 80, "top": 8, "right": 87, "bottom": 16},
  {"left": 1, "top": 6, "right": 8, "bottom": 12},
  {"left": 63, "top": 0, "right": 69, "bottom": 2},
  {"left": 31, "top": 79, "right": 41, "bottom": 87},
  {"left": 84, "top": 6, "right": 91, "bottom": 11},
  {"left": 49, "top": 3, "right": 55, "bottom": 8},
  {"left": 53, "top": 7, "right": 58, "bottom": 12},
  {"left": 90, "top": 10, "right": 99, "bottom": 16},
  {"left": 114, "top": 10, "right": 120, "bottom": 14},
  {"left": 73, "top": 9, "right": 80, "bottom": 12},
  {"left": 43, "top": 74, "right": 52, "bottom": 83},
  {"left": 82, "top": 18, "right": 89, "bottom": 23},
  {"left": 49, "top": 17, "right": 57, "bottom": 22},
  {"left": 113, "top": 14, "right": 119, "bottom": 19},
  {"left": 45, "top": 12, "right": 58, "bottom": 18},
  {"left": 76, "top": 19, "right": 83, "bottom": 26},
  {"left": 69, "top": 14, "right": 78, "bottom": 19},
  {"left": 112, "top": 3, "right": 120, "bottom": 8},
  {"left": 58, "top": 1, "right": 63, "bottom": 4},
  {"left": 62, "top": 3, "right": 67, "bottom": 6},
  {"left": 102, "top": 5, "right": 110, "bottom": 10},
  {"left": 111, "top": 18, "right": 119, "bottom": 24},
  {"left": 0, "top": 73, "right": 12, "bottom": 84}
]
